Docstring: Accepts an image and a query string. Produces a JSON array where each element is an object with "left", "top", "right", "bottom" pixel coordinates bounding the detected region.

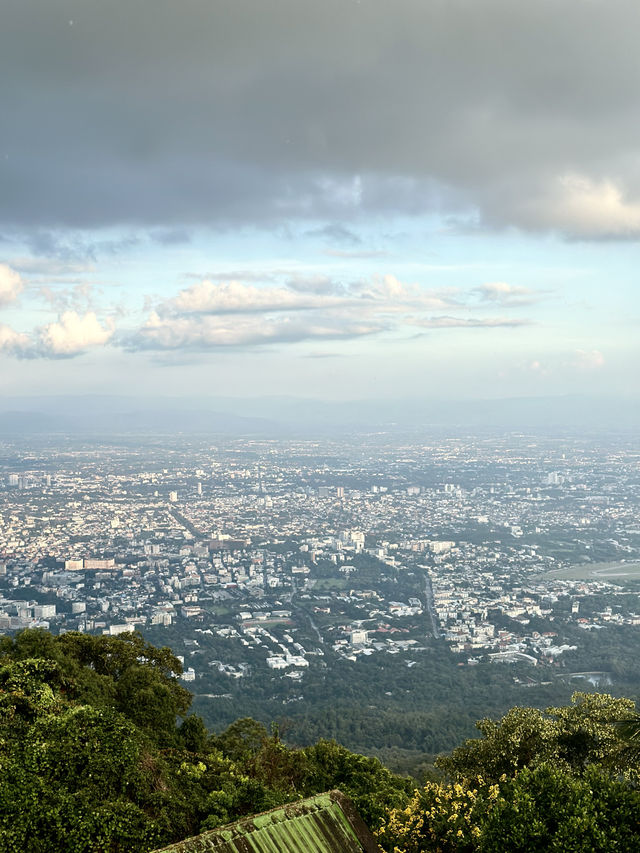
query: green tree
[
  {"left": 438, "top": 692, "right": 637, "bottom": 782},
  {"left": 480, "top": 764, "right": 640, "bottom": 852}
]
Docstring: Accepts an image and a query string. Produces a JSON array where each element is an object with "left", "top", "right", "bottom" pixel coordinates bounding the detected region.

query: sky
[{"left": 1, "top": 0, "right": 639, "bottom": 402}]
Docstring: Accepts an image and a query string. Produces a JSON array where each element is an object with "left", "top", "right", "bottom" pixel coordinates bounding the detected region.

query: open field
[
  {"left": 309, "top": 577, "right": 348, "bottom": 591},
  {"left": 542, "top": 561, "right": 640, "bottom": 581}
]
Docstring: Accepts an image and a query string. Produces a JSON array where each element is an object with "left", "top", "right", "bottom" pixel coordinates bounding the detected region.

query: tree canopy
[
  {"left": 381, "top": 692, "right": 640, "bottom": 853},
  {"left": 2, "top": 629, "right": 640, "bottom": 852},
  {"left": 0, "top": 629, "right": 412, "bottom": 852}
]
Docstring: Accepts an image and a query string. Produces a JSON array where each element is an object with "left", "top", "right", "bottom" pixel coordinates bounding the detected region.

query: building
[
  {"left": 350, "top": 629, "right": 368, "bottom": 646},
  {"left": 84, "top": 558, "right": 116, "bottom": 570}
]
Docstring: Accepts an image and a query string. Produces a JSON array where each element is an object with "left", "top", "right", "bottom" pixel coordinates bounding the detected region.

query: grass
[
  {"left": 542, "top": 560, "right": 640, "bottom": 581},
  {"left": 311, "top": 577, "right": 348, "bottom": 591}
]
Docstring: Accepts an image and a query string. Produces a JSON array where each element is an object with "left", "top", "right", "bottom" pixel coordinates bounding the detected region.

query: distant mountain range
[{"left": 0, "top": 394, "right": 637, "bottom": 436}]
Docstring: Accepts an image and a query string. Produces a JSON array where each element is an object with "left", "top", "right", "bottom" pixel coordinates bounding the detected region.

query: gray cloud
[
  {"left": 18, "top": 230, "right": 142, "bottom": 261},
  {"left": 410, "top": 316, "right": 532, "bottom": 329},
  {"left": 9, "top": 257, "right": 94, "bottom": 276},
  {"left": 305, "top": 223, "right": 362, "bottom": 245},
  {"left": 474, "top": 282, "right": 549, "bottom": 307},
  {"left": 3, "top": 1, "right": 640, "bottom": 238},
  {"left": 323, "top": 249, "right": 388, "bottom": 259},
  {"left": 285, "top": 275, "right": 348, "bottom": 295},
  {"left": 150, "top": 229, "right": 192, "bottom": 246}
]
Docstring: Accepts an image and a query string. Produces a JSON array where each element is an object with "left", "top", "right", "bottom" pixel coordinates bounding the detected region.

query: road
[
  {"left": 168, "top": 507, "right": 205, "bottom": 540},
  {"left": 423, "top": 568, "right": 441, "bottom": 639}
]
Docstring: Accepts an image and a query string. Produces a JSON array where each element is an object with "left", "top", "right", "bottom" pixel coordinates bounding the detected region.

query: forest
[{"left": 2, "top": 628, "right": 640, "bottom": 852}]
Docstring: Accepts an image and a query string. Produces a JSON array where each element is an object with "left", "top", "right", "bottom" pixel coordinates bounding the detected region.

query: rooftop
[{"left": 151, "top": 790, "right": 381, "bottom": 853}]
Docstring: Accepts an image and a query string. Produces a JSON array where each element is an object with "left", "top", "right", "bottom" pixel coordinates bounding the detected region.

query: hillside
[{"left": 2, "top": 629, "right": 640, "bottom": 852}]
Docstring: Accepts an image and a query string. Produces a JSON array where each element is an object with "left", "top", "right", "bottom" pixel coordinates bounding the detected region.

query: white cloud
[
  {"left": 0, "top": 323, "right": 32, "bottom": 356},
  {"left": 132, "top": 271, "right": 535, "bottom": 355},
  {"left": 0, "top": 311, "right": 114, "bottom": 359},
  {"left": 0, "top": 264, "right": 24, "bottom": 307},
  {"left": 134, "top": 311, "right": 381, "bottom": 350},
  {"left": 475, "top": 281, "right": 542, "bottom": 306},
  {"left": 520, "top": 174, "right": 640, "bottom": 239},
  {"left": 162, "top": 279, "right": 347, "bottom": 315},
  {"left": 357, "top": 275, "right": 460, "bottom": 311},
  {"left": 37, "top": 311, "right": 115, "bottom": 357}
]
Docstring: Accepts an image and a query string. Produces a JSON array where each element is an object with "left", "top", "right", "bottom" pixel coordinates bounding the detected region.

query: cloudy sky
[{"left": 1, "top": 0, "right": 638, "bottom": 401}]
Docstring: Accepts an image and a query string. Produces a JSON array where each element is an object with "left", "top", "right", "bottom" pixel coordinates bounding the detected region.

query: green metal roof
[{"left": 152, "top": 790, "right": 382, "bottom": 853}]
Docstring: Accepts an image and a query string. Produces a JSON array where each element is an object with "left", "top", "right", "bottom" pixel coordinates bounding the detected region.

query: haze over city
[{"left": 0, "top": 0, "right": 638, "bottom": 409}]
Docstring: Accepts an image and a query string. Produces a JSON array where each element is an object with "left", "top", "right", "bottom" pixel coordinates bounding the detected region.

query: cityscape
[{"left": 2, "top": 430, "right": 639, "bottom": 744}]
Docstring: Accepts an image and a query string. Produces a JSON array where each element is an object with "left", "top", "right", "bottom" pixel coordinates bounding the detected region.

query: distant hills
[{"left": 0, "top": 394, "right": 637, "bottom": 436}]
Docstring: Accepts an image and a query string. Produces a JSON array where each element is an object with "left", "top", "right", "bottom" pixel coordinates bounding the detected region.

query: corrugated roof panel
[{"left": 152, "top": 790, "right": 381, "bottom": 853}]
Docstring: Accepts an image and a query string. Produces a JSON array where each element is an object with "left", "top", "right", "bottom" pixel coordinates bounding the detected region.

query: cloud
[
  {"left": 37, "top": 311, "right": 115, "bottom": 357},
  {"left": 285, "top": 275, "right": 346, "bottom": 295},
  {"left": 131, "top": 311, "right": 381, "bottom": 351},
  {"left": 475, "top": 281, "right": 544, "bottom": 306},
  {"left": 0, "top": 323, "right": 31, "bottom": 356},
  {"left": 357, "top": 274, "right": 460, "bottom": 311},
  {"left": 184, "top": 270, "right": 278, "bottom": 283},
  {"left": 8, "top": 257, "right": 93, "bottom": 276},
  {"left": 0, "top": 311, "right": 114, "bottom": 359},
  {"left": 323, "top": 248, "right": 388, "bottom": 259},
  {"left": 514, "top": 174, "right": 640, "bottom": 239},
  {"left": 150, "top": 228, "right": 192, "bottom": 245},
  {"left": 0, "top": 264, "right": 23, "bottom": 306},
  {"left": 571, "top": 349, "right": 605, "bottom": 370},
  {"left": 410, "top": 315, "right": 531, "bottom": 329},
  {"left": 3, "top": 1, "right": 640, "bottom": 238},
  {"left": 161, "top": 273, "right": 462, "bottom": 318},
  {"left": 526, "top": 350, "right": 605, "bottom": 375},
  {"left": 306, "top": 223, "right": 362, "bottom": 245},
  {"left": 133, "top": 271, "right": 532, "bottom": 355},
  {"left": 15, "top": 229, "right": 142, "bottom": 262},
  {"left": 38, "top": 281, "right": 98, "bottom": 314},
  {"left": 160, "top": 279, "right": 348, "bottom": 315}
]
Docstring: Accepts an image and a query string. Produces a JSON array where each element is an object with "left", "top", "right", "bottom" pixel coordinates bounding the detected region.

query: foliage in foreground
[
  {"left": 3, "top": 629, "right": 640, "bottom": 852},
  {"left": 380, "top": 693, "right": 640, "bottom": 852},
  {"left": 0, "top": 629, "right": 412, "bottom": 852}
]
